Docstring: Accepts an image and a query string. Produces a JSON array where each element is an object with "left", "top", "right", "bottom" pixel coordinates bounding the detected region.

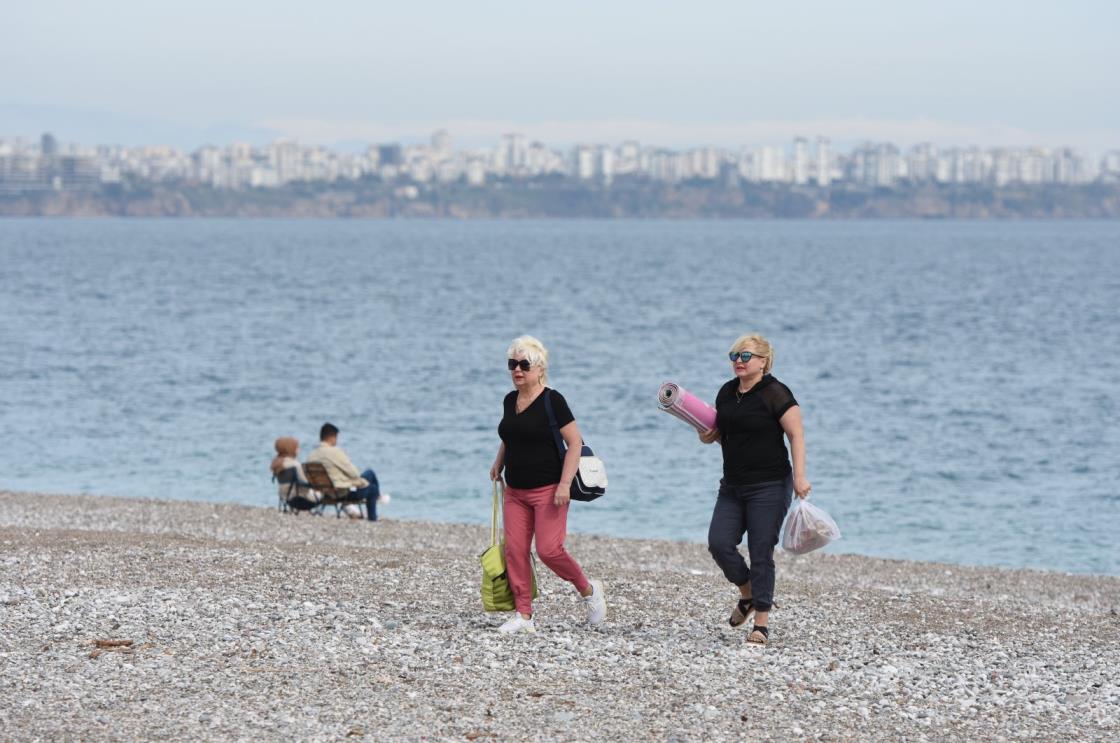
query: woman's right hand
[
  {"left": 489, "top": 462, "right": 503, "bottom": 482},
  {"left": 698, "top": 427, "right": 720, "bottom": 444}
]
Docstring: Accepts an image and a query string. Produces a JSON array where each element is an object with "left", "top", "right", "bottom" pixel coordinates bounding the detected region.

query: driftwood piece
[
  {"left": 89, "top": 638, "right": 135, "bottom": 658},
  {"left": 94, "top": 639, "right": 133, "bottom": 648}
]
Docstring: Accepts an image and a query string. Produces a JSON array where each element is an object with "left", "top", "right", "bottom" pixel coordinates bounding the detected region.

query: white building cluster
[
  {"left": 0, "top": 134, "right": 100, "bottom": 193},
  {"left": 2, "top": 131, "right": 1118, "bottom": 193},
  {"left": 844, "top": 142, "right": 1100, "bottom": 187}
]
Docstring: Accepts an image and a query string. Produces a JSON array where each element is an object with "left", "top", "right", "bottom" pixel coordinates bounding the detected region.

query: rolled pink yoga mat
[{"left": 657, "top": 382, "right": 717, "bottom": 432}]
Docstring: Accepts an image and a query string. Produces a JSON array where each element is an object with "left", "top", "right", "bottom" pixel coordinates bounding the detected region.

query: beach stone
[{"left": 0, "top": 490, "right": 1118, "bottom": 741}]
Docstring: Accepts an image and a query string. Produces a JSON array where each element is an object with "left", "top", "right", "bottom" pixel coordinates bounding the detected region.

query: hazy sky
[{"left": 3, "top": 1, "right": 1118, "bottom": 150}]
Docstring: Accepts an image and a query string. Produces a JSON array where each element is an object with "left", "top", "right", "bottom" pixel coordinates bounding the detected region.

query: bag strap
[
  {"left": 541, "top": 388, "right": 568, "bottom": 455},
  {"left": 491, "top": 479, "right": 502, "bottom": 546}
]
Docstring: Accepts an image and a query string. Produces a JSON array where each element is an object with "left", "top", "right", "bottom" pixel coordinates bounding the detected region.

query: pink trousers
[{"left": 503, "top": 483, "right": 590, "bottom": 616}]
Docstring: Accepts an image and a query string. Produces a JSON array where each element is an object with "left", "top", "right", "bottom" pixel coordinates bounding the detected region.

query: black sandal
[
  {"left": 747, "top": 625, "right": 769, "bottom": 645},
  {"left": 729, "top": 597, "right": 755, "bottom": 627}
]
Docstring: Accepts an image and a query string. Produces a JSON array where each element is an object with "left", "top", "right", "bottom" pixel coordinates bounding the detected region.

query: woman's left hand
[
  {"left": 793, "top": 476, "right": 812, "bottom": 499},
  {"left": 554, "top": 483, "right": 572, "bottom": 507}
]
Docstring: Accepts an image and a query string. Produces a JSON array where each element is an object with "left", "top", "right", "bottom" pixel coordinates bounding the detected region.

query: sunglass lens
[
  {"left": 508, "top": 359, "right": 531, "bottom": 371},
  {"left": 729, "top": 351, "right": 753, "bottom": 362}
]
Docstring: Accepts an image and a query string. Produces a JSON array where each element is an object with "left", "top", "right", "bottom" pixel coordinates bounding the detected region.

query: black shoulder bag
[{"left": 543, "top": 389, "right": 607, "bottom": 502}]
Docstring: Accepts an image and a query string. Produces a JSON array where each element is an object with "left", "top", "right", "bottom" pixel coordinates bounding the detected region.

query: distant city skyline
[
  {"left": 3, "top": 2, "right": 1118, "bottom": 153},
  {"left": 4, "top": 129, "right": 1116, "bottom": 196}
]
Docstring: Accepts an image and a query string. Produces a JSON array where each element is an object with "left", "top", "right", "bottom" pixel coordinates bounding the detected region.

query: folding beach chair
[
  {"left": 273, "top": 466, "right": 321, "bottom": 515},
  {"left": 302, "top": 461, "right": 367, "bottom": 519}
]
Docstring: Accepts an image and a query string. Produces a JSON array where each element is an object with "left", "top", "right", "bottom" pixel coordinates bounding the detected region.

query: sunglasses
[
  {"left": 728, "top": 351, "right": 760, "bottom": 363},
  {"left": 507, "top": 359, "right": 533, "bottom": 372}
]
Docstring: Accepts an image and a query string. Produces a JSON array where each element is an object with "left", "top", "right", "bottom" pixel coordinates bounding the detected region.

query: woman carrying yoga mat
[
  {"left": 698, "top": 333, "right": 811, "bottom": 646},
  {"left": 489, "top": 335, "right": 607, "bottom": 634}
]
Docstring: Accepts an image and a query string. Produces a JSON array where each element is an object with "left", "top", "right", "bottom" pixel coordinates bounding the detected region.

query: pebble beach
[{"left": 1, "top": 491, "right": 1117, "bottom": 741}]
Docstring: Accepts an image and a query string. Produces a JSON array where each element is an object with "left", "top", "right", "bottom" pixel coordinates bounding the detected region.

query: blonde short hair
[
  {"left": 507, "top": 335, "right": 550, "bottom": 384},
  {"left": 729, "top": 333, "right": 774, "bottom": 374}
]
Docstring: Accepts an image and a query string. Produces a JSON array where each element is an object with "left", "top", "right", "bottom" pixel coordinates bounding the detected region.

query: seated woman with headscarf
[{"left": 270, "top": 437, "right": 323, "bottom": 512}]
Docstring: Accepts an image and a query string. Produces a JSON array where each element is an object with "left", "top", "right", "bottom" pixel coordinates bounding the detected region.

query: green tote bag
[{"left": 480, "top": 480, "right": 537, "bottom": 612}]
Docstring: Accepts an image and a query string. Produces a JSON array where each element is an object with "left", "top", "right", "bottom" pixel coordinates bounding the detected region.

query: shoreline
[
  {"left": 16, "top": 487, "right": 1117, "bottom": 579},
  {"left": 4, "top": 182, "right": 1120, "bottom": 219},
  {"left": 1, "top": 490, "right": 1118, "bottom": 740}
]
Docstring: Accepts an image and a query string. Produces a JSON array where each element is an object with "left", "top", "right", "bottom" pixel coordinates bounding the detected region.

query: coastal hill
[
  {"left": 1, "top": 491, "right": 1117, "bottom": 740},
  {"left": 3, "top": 179, "right": 1120, "bottom": 218}
]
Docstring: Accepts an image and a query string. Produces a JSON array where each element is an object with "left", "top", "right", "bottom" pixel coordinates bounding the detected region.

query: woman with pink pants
[{"left": 489, "top": 335, "right": 607, "bottom": 634}]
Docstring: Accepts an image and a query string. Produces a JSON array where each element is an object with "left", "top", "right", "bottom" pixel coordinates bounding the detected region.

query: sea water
[{"left": 1, "top": 218, "right": 1117, "bottom": 574}]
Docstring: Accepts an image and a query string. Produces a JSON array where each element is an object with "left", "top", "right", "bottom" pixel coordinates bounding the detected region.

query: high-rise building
[
  {"left": 466, "top": 158, "right": 486, "bottom": 186},
  {"left": 991, "top": 149, "right": 1014, "bottom": 186},
  {"left": 814, "top": 137, "right": 831, "bottom": 186},
  {"left": 431, "top": 130, "right": 453, "bottom": 159},
  {"left": 598, "top": 147, "right": 615, "bottom": 183},
  {"left": 271, "top": 140, "right": 304, "bottom": 184},
  {"left": 907, "top": 143, "right": 936, "bottom": 182},
  {"left": 849, "top": 142, "right": 901, "bottom": 186},
  {"left": 40, "top": 133, "right": 58, "bottom": 157},
  {"left": 377, "top": 144, "right": 402, "bottom": 167},
  {"left": 737, "top": 148, "right": 756, "bottom": 181},
  {"left": 1054, "top": 148, "right": 1085, "bottom": 184},
  {"left": 1101, "top": 151, "right": 1120, "bottom": 183},
  {"left": 649, "top": 150, "right": 675, "bottom": 182},
  {"left": 230, "top": 142, "right": 252, "bottom": 162},
  {"left": 503, "top": 133, "right": 527, "bottom": 175},
  {"left": 757, "top": 146, "right": 787, "bottom": 182},
  {"left": 573, "top": 145, "right": 597, "bottom": 180},
  {"left": 792, "top": 137, "right": 810, "bottom": 185},
  {"left": 693, "top": 147, "right": 720, "bottom": 180},
  {"left": 615, "top": 140, "right": 641, "bottom": 175}
]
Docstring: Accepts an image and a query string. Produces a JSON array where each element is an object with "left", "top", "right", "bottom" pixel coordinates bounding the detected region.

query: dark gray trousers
[{"left": 706, "top": 475, "right": 792, "bottom": 612}]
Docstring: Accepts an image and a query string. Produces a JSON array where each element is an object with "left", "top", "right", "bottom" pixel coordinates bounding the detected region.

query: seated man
[{"left": 306, "top": 422, "right": 385, "bottom": 522}]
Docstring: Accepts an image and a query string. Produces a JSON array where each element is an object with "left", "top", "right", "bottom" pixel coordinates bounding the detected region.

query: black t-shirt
[
  {"left": 498, "top": 388, "right": 575, "bottom": 489},
  {"left": 715, "top": 375, "right": 798, "bottom": 486}
]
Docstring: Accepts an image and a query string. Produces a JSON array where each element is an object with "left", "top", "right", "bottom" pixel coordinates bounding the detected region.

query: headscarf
[{"left": 270, "top": 436, "right": 299, "bottom": 475}]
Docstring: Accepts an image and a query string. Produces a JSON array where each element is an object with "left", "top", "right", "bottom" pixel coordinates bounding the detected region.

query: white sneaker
[
  {"left": 498, "top": 614, "right": 536, "bottom": 634},
  {"left": 584, "top": 579, "right": 607, "bottom": 626}
]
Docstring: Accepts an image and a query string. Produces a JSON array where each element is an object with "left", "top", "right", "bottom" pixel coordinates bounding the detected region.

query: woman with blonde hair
[
  {"left": 489, "top": 335, "right": 607, "bottom": 634},
  {"left": 699, "top": 334, "right": 811, "bottom": 645}
]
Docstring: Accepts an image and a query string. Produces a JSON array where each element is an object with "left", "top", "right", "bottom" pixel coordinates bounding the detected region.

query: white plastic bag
[{"left": 781, "top": 499, "right": 841, "bottom": 554}]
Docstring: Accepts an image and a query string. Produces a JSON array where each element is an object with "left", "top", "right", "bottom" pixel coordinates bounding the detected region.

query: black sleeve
[
  {"left": 502, "top": 391, "right": 516, "bottom": 416},
  {"left": 764, "top": 381, "right": 798, "bottom": 420},
  {"left": 714, "top": 379, "right": 737, "bottom": 407},
  {"left": 548, "top": 389, "right": 575, "bottom": 428},
  {"left": 713, "top": 379, "right": 737, "bottom": 421}
]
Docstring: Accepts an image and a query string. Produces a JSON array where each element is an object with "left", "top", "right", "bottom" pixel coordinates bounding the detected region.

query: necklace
[{"left": 736, "top": 378, "right": 758, "bottom": 403}]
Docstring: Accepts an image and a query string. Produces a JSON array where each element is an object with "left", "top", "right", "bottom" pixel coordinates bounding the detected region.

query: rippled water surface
[{"left": 2, "top": 218, "right": 1117, "bottom": 574}]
